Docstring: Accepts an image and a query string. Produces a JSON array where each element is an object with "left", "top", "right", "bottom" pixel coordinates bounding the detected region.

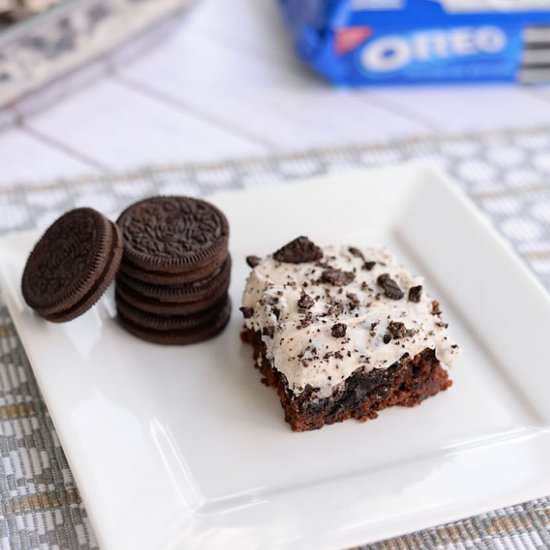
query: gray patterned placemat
[{"left": 1, "top": 127, "right": 549, "bottom": 549}]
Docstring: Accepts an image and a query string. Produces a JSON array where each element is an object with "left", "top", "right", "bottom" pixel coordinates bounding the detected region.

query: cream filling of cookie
[{"left": 242, "top": 245, "right": 460, "bottom": 399}]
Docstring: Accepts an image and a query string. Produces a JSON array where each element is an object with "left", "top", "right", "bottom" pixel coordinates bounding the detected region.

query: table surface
[{"left": 2, "top": 0, "right": 550, "bottom": 187}]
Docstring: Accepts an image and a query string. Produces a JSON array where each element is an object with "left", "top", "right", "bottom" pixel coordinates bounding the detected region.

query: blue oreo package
[{"left": 278, "top": 0, "right": 550, "bottom": 85}]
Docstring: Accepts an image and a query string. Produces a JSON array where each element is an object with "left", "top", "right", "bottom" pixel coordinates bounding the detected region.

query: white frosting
[{"left": 242, "top": 245, "right": 460, "bottom": 399}]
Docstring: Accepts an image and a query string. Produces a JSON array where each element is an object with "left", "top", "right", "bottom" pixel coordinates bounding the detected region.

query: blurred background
[{"left": 2, "top": 0, "right": 550, "bottom": 186}]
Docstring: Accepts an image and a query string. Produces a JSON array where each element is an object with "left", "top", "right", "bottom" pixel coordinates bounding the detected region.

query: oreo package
[{"left": 278, "top": 0, "right": 550, "bottom": 85}]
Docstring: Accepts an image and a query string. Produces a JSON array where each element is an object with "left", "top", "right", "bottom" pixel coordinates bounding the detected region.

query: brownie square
[{"left": 241, "top": 238, "right": 459, "bottom": 432}]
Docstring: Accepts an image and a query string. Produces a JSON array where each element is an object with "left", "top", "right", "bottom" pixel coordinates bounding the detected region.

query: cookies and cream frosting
[{"left": 241, "top": 238, "right": 460, "bottom": 399}]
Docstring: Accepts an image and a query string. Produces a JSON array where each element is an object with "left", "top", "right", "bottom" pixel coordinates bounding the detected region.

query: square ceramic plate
[{"left": 1, "top": 162, "right": 550, "bottom": 550}]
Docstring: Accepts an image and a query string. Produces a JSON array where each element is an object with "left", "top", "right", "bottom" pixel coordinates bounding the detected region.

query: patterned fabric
[{"left": 0, "top": 126, "right": 549, "bottom": 549}]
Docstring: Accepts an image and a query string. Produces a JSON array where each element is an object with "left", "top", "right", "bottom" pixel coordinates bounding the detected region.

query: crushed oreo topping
[
  {"left": 432, "top": 300, "right": 441, "bottom": 315},
  {"left": 408, "top": 285, "right": 423, "bottom": 303},
  {"left": 327, "top": 301, "right": 344, "bottom": 316},
  {"left": 331, "top": 323, "right": 347, "bottom": 338},
  {"left": 377, "top": 273, "right": 404, "bottom": 300},
  {"left": 239, "top": 306, "right": 254, "bottom": 319},
  {"left": 240, "top": 243, "right": 460, "bottom": 398},
  {"left": 348, "top": 247, "right": 365, "bottom": 260},
  {"left": 387, "top": 321, "right": 407, "bottom": 340},
  {"left": 346, "top": 292, "right": 360, "bottom": 310},
  {"left": 298, "top": 311, "right": 314, "bottom": 329},
  {"left": 297, "top": 292, "right": 314, "bottom": 310},
  {"left": 246, "top": 255, "right": 261, "bottom": 268},
  {"left": 273, "top": 236, "right": 322, "bottom": 264},
  {"left": 321, "top": 268, "right": 355, "bottom": 287}
]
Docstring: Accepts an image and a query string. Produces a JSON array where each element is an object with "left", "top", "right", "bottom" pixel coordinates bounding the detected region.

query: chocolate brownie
[
  {"left": 240, "top": 238, "right": 460, "bottom": 431},
  {"left": 243, "top": 329, "right": 451, "bottom": 431}
]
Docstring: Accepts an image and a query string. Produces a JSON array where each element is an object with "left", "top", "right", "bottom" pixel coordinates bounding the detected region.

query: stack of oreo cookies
[{"left": 114, "top": 196, "right": 232, "bottom": 345}]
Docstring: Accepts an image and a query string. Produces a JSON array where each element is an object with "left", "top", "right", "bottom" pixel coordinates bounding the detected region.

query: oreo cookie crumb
[
  {"left": 331, "top": 323, "right": 347, "bottom": 338},
  {"left": 363, "top": 261, "right": 376, "bottom": 271},
  {"left": 273, "top": 236, "right": 322, "bottom": 264},
  {"left": 347, "top": 292, "right": 360, "bottom": 310},
  {"left": 327, "top": 302, "right": 344, "bottom": 316},
  {"left": 387, "top": 321, "right": 407, "bottom": 340},
  {"left": 298, "top": 312, "right": 314, "bottom": 329},
  {"left": 408, "top": 285, "right": 423, "bottom": 303},
  {"left": 377, "top": 274, "right": 404, "bottom": 300},
  {"left": 321, "top": 268, "right": 355, "bottom": 286},
  {"left": 246, "top": 255, "right": 261, "bottom": 268},
  {"left": 262, "top": 326, "right": 275, "bottom": 338},
  {"left": 348, "top": 247, "right": 365, "bottom": 260},
  {"left": 240, "top": 307, "right": 254, "bottom": 319},
  {"left": 298, "top": 293, "right": 314, "bottom": 310}
]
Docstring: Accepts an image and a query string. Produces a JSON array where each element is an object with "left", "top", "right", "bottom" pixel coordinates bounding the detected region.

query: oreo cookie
[
  {"left": 117, "top": 298, "right": 231, "bottom": 345},
  {"left": 115, "top": 281, "right": 228, "bottom": 316},
  {"left": 116, "top": 196, "right": 229, "bottom": 274},
  {"left": 118, "top": 252, "right": 226, "bottom": 285},
  {"left": 21, "top": 208, "right": 123, "bottom": 323},
  {"left": 116, "top": 292, "right": 230, "bottom": 332},
  {"left": 116, "top": 256, "right": 231, "bottom": 304}
]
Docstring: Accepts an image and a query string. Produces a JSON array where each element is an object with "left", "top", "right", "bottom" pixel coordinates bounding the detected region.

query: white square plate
[{"left": 1, "top": 162, "right": 550, "bottom": 550}]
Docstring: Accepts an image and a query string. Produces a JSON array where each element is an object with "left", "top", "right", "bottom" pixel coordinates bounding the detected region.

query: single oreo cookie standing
[
  {"left": 116, "top": 196, "right": 229, "bottom": 274},
  {"left": 117, "top": 298, "right": 232, "bottom": 345},
  {"left": 21, "top": 208, "right": 123, "bottom": 323},
  {"left": 116, "top": 256, "right": 231, "bottom": 304}
]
